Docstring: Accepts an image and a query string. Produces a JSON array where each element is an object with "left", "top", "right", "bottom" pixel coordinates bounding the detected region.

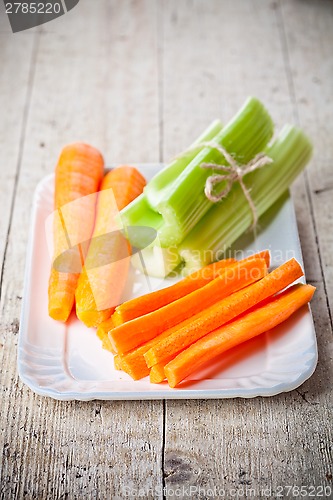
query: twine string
[{"left": 181, "top": 141, "right": 273, "bottom": 229}]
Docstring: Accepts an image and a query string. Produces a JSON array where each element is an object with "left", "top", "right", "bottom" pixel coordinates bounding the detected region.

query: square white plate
[{"left": 18, "top": 165, "right": 318, "bottom": 400}]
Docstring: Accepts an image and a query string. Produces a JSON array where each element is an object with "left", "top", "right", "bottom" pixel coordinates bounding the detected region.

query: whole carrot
[
  {"left": 165, "top": 284, "right": 315, "bottom": 388},
  {"left": 75, "top": 166, "right": 146, "bottom": 327},
  {"left": 48, "top": 143, "right": 104, "bottom": 322}
]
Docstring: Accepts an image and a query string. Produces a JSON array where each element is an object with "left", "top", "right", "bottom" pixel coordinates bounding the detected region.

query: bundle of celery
[
  {"left": 121, "top": 97, "right": 274, "bottom": 247},
  {"left": 121, "top": 97, "right": 312, "bottom": 277}
]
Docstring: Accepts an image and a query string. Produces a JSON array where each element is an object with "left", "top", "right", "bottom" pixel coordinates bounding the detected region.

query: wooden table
[{"left": 1, "top": 1, "right": 332, "bottom": 498}]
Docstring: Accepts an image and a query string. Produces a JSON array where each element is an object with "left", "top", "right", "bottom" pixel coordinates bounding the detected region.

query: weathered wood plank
[
  {"left": 0, "top": 6, "right": 37, "bottom": 284},
  {"left": 0, "top": 1, "right": 163, "bottom": 498},
  {"left": 161, "top": 0, "right": 332, "bottom": 496},
  {"left": 280, "top": 0, "right": 333, "bottom": 316}
]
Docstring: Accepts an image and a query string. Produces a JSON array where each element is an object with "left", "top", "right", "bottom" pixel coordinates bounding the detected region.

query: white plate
[{"left": 18, "top": 166, "right": 318, "bottom": 400}]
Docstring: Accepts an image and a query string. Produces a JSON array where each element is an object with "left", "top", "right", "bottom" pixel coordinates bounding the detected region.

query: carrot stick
[
  {"left": 111, "top": 258, "right": 236, "bottom": 327},
  {"left": 144, "top": 258, "right": 303, "bottom": 368},
  {"left": 102, "top": 336, "right": 114, "bottom": 352},
  {"left": 111, "top": 252, "right": 272, "bottom": 380},
  {"left": 48, "top": 143, "right": 104, "bottom": 322},
  {"left": 97, "top": 318, "right": 115, "bottom": 342},
  {"left": 116, "top": 328, "right": 178, "bottom": 380},
  {"left": 98, "top": 320, "right": 115, "bottom": 352},
  {"left": 241, "top": 249, "right": 270, "bottom": 268},
  {"left": 105, "top": 251, "right": 270, "bottom": 381},
  {"left": 75, "top": 166, "right": 146, "bottom": 327},
  {"left": 150, "top": 358, "right": 172, "bottom": 384},
  {"left": 96, "top": 318, "right": 116, "bottom": 353},
  {"left": 114, "top": 355, "right": 122, "bottom": 371},
  {"left": 165, "top": 284, "right": 316, "bottom": 388},
  {"left": 120, "top": 347, "right": 150, "bottom": 380},
  {"left": 109, "top": 257, "right": 268, "bottom": 354},
  {"left": 112, "top": 250, "right": 270, "bottom": 327}
]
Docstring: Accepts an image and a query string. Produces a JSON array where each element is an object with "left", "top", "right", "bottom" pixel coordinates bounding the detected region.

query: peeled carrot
[
  {"left": 102, "top": 336, "right": 114, "bottom": 352},
  {"left": 150, "top": 357, "right": 173, "bottom": 384},
  {"left": 112, "top": 250, "right": 270, "bottom": 327},
  {"left": 111, "top": 252, "right": 271, "bottom": 380},
  {"left": 102, "top": 166, "right": 146, "bottom": 209},
  {"left": 111, "top": 258, "right": 236, "bottom": 326},
  {"left": 240, "top": 249, "right": 270, "bottom": 268},
  {"left": 144, "top": 258, "right": 303, "bottom": 368},
  {"left": 97, "top": 318, "right": 116, "bottom": 353},
  {"left": 114, "top": 355, "right": 122, "bottom": 371},
  {"left": 103, "top": 252, "right": 270, "bottom": 380},
  {"left": 109, "top": 257, "right": 268, "bottom": 354},
  {"left": 75, "top": 166, "right": 146, "bottom": 327},
  {"left": 119, "top": 257, "right": 300, "bottom": 380},
  {"left": 120, "top": 347, "right": 150, "bottom": 380},
  {"left": 116, "top": 323, "right": 185, "bottom": 379},
  {"left": 97, "top": 318, "right": 115, "bottom": 341},
  {"left": 165, "top": 284, "right": 315, "bottom": 388},
  {"left": 48, "top": 143, "right": 104, "bottom": 322}
]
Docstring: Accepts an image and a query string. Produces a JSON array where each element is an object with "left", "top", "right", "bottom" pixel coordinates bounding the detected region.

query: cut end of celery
[
  {"left": 178, "top": 248, "right": 211, "bottom": 276},
  {"left": 131, "top": 245, "right": 182, "bottom": 278}
]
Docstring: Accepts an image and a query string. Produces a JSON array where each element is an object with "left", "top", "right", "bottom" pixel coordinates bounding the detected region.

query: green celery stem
[
  {"left": 120, "top": 97, "right": 274, "bottom": 248},
  {"left": 155, "top": 97, "right": 274, "bottom": 246},
  {"left": 178, "top": 125, "right": 313, "bottom": 274}
]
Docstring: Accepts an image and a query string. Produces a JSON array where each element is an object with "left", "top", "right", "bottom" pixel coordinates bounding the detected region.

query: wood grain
[
  {"left": 281, "top": 0, "right": 333, "bottom": 316},
  {"left": 161, "top": 0, "right": 332, "bottom": 497},
  {"left": 0, "top": 1, "right": 163, "bottom": 498},
  {"left": 0, "top": 7, "right": 38, "bottom": 291},
  {"left": 0, "top": 0, "right": 332, "bottom": 498}
]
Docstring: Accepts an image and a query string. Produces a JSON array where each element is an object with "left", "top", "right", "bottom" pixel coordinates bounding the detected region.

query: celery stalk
[
  {"left": 120, "top": 119, "right": 223, "bottom": 238},
  {"left": 156, "top": 97, "right": 273, "bottom": 246},
  {"left": 145, "top": 119, "right": 223, "bottom": 207},
  {"left": 121, "top": 97, "right": 274, "bottom": 248},
  {"left": 121, "top": 193, "right": 163, "bottom": 233},
  {"left": 178, "top": 125, "right": 313, "bottom": 274},
  {"left": 131, "top": 245, "right": 181, "bottom": 278}
]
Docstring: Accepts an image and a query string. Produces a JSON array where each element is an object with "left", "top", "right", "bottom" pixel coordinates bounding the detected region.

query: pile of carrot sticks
[{"left": 98, "top": 250, "right": 315, "bottom": 387}]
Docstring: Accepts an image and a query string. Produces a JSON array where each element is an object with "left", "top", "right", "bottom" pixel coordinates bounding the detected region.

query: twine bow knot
[{"left": 196, "top": 141, "right": 273, "bottom": 229}]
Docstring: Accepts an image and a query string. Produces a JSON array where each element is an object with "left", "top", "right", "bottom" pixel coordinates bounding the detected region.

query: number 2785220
[{"left": 5, "top": 2, "right": 62, "bottom": 14}]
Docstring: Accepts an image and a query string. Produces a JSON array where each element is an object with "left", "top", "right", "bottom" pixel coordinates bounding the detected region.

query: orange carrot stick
[
  {"left": 116, "top": 325, "right": 184, "bottom": 380},
  {"left": 165, "top": 284, "right": 316, "bottom": 388},
  {"left": 75, "top": 166, "right": 146, "bottom": 327},
  {"left": 114, "top": 355, "right": 122, "bottom": 371},
  {"left": 241, "top": 249, "right": 270, "bottom": 268},
  {"left": 116, "top": 335, "right": 163, "bottom": 380},
  {"left": 97, "top": 318, "right": 115, "bottom": 342},
  {"left": 102, "top": 336, "right": 114, "bottom": 352},
  {"left": 111, "top": 258, "right": 236, "bottom": 327},
  {"left": 150, "top": 358, "right": 172, "bottom": 384},
  {"left": 144, "top": 258, "right": 303, "bottom": 368},
  {"left": 111, "top": 252, "right": 272, "bottom": 380},
  {"left": 97, "top": 318, "right": 116, "bottom": 353},
  {"left": 109, "top": 257, "right": 268, "bottom": 354},
  {"left": 120, "top": 347, "right": 151, "bottom": 380},
  {"left": 112, "top": 250, "right": 270, "bottom": 327},
  {"left": 48, "top": 143, "right": 104, "bottom": 322}
]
